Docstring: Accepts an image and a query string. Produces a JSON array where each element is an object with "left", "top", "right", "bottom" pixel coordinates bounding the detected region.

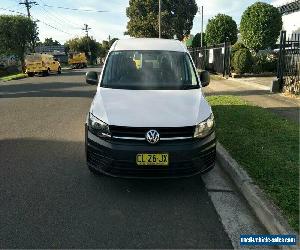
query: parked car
[
  {"left": 25, "top": 53, "right": 61, "bottom": 77},
  {"left": 85, "top": 38, "right": 215, "bottom": 178}
]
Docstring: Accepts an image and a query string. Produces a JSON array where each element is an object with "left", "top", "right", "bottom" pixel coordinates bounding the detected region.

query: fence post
[
  {"left": 277, "top": 30, "right": 286, "bottom": 91},
  {"left": 222, "top": 42, "right": 226, "bottom": 77},
  {"left": 227, "top": 42, "right": 231, "bottom": 77}
]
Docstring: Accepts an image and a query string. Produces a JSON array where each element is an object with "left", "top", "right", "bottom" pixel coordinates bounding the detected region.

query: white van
[{"left": 85, "top": 38, "right": 215, "bottom": 178}]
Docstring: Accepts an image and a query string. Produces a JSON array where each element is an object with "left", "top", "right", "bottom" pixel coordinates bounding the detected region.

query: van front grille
[{"left": 109, "top": 126, "right": 195, "bottom": 139}]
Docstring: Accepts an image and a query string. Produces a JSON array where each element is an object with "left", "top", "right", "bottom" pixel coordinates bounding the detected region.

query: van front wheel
[
  {"left": 57, "top": 67, "right": 61, "bottom": 74},
  {"left": 27, "top": 72, "right": 34, "bottom": 77}
]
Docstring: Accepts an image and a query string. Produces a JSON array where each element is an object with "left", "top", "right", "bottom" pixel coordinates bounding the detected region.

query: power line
[
  {"left": 36, "top": 0, "right": 82, "bottom": 29},
  {"left": 37, "top": 19, "right": 73, "bottom": 35},
  {"left": 0, "top": 7, "right": 25, "bottom": 16},
  {"left": 0, "top": 7, "right": 72, "bottom": 36},
  {"left": 35, "top": 3, "right": 79, "bottom": 30},
  {"left": 41, "top": 4, "right": 108, "bottom": 13}
]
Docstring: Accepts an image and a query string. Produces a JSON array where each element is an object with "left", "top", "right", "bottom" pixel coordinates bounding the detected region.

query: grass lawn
[
  {"left": 207, "top": 95, "right": 299, "bottom": 231},
  {"left": 0, "top": 73, "right": 27, "bottom": 82}
]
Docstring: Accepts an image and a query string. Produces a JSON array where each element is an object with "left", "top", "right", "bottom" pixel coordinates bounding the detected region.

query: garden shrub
[
  {"left": 252, "top": 52, "right": 277, "bottom": 73},
  {"left": 232, "top": 48, "right": 253, "bottom": 74}
]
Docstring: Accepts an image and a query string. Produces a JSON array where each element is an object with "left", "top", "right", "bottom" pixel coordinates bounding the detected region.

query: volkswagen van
[{"left": 85, "top": 38, "right": 215, "bottom": 178}]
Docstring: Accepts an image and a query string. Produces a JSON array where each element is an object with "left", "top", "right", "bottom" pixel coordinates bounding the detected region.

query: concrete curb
[{"left": 216, "top": 142, "right": 297, "bottom": 236}]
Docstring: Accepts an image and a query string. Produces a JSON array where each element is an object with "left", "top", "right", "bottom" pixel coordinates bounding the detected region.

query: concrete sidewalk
[{"left": 204, "top": 77, "right": 299, "bottom": 123}]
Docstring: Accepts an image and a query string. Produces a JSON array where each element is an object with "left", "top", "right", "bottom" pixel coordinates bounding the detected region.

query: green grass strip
[
  {"left": 207, "top": 95, "right": 299, "bottom": 231},
  {"left": 0, "top": 73, "right": 27, "bottom": 82}
]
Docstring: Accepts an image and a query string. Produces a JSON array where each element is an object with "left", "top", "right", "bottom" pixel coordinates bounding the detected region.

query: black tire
[
  {"left": 57, "top": 67, "right": 61, "bottom": 74},
  {"left": 42, "top": 68, "right": 50, "bottom": 77},
  {"left": 27, "top": 72, "right": 34, "bottom": 77}
]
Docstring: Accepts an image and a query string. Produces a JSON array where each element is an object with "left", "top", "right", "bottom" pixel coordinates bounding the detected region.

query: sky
[{"left": 0, "top": 0, "right": 299, "bottom": 44}]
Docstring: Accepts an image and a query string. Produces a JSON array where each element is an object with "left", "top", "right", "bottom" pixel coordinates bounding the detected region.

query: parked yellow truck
[
  {"left": 68, "top": 52, "right": 87, "bottom": 69},
  {"left": 25, "top": 53, "right": 61, "bottom": 77}
]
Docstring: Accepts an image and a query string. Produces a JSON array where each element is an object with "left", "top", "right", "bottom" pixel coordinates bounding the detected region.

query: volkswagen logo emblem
[{"left": 145, "top": 130, "right": 160, "bottom": 144}]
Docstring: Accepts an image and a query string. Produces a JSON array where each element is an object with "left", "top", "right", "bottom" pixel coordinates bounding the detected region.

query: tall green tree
[
  {"left": 205, "top": 14, "right": 238, "bottom": 45},
  {"left": 126, "top": 0, "right": 198, "bottom": 41},
  {"left": 0, "top": 15, "right": 39, "bottom": 68},
  {"left": 109, "top": 38, "right": 119, "bottom": 48},
  {"left": 192, "top": 33, "right": 206, "bottom": 47},
  {"left": 240, "top": 2, "right": 282, "bottom": 51},
  {"left": 38, "top": 38, "right": 61, "bottom": 46}
]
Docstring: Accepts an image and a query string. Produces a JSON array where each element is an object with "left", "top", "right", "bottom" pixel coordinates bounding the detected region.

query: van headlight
[
  {"left": 194, "top": 113, "right": 215, "bottom": 138},
  {"left": 88, "top": 113, "right": 111, "bottom": 137}
]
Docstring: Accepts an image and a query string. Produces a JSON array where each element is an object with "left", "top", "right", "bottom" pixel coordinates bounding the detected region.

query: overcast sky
[{"left": 0, "top": 0, "right": 299, "bottom": 43}]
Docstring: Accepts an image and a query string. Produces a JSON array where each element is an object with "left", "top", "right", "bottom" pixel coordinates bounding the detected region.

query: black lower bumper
[{"left": 85, "top": 126, "right": 216, "bottom": 178}]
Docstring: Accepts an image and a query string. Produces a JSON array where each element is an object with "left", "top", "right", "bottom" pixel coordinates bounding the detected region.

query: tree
[
  {"left": 41, "top": 38, "right": 61, "bottom": 46},
  {"left": 109, "top": 38, "right": 119, "bottom": 48},
  {"left": 192, "top": 33, "right": 206, "bottom": 47},
  {"left": 126, "top": 0, "right": 198, "bottom": 41},
  {"left": 205, "top": 14, "right": 238, "bottom": 45},
  {"left": 240, "top": 2, "right": 282, "bottom": 51},
  {"left": 0, "top": 15, "right": 39, "bottom": 68}
]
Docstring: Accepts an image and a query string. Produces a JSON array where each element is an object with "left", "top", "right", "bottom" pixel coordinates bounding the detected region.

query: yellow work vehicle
[
  {"left": 68, "top": 52, "right": 87, "bottom": 69},
  {"left": 25, "top": 53, "right": 61, "bottom": 77}
]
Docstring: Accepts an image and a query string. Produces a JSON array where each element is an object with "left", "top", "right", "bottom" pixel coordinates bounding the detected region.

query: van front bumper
[{"left": 85, "top": 126, "right": 216, "bottom": 178}]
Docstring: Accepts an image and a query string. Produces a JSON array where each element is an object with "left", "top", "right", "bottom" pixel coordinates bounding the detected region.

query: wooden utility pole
[
  {"left": 201, "top": 5, "right": 203, "bottom": 47},
  {"left": 19, "top": 0, "right": 37, "bottom": 52},
  {"left": 82, "top": 24, "right": 92, "bottom": 63},
  {"left": 19, "top": 0, "right": 37, "bottom": 19}
]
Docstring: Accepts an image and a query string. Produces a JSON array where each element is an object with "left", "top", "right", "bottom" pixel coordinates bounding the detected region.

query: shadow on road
[
  {"left": 0, "top": 81, "right": 97, "bottom": 98},
  {"left": 0, "top": 138, "right": 232, "bottom": 249}
]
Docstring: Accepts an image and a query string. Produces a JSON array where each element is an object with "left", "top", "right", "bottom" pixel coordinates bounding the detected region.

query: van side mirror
[
  {"left": 86, "top": 71, "right": 98, "bottom": 85},
  {"left": 199, "top": 70, "right": 210, "bottom": 87}
]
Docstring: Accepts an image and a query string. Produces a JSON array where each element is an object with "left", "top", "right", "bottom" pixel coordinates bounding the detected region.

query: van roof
[{"left": 111, "top": 38, "right": 188, "bottom": 52}]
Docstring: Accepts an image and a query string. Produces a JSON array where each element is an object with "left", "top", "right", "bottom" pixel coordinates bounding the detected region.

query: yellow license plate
[{"left": 136, "top": 153, "right": 169, "bottom": 166}]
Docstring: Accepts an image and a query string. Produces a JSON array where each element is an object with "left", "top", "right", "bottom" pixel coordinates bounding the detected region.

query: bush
[
  {"left": 252, "top": 52, "right": 278, "bottom": 73},
  {"left": 231, "top": 42, "right": 247, "bottom": 65},
  {"left": 231, "top": 42, "right": 247, "bottom": 55},
  {"left": 232, "top": 48, "right": 253, "bottom": 74},
  {"left": 240, "top": 2, "right": 282, "bottom": 51}
]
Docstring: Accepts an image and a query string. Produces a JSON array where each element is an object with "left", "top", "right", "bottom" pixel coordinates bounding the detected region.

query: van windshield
[
  {"left": 25, "top": 54, "right": 42, "bottom": 62},
  {"left": 101, "top": 50, "right": 198, "bottom": 90}
]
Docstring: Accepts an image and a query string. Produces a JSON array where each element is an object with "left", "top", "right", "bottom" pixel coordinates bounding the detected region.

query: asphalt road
[{"left": 0, "top": 69, "right": 233, "bottom": 249}]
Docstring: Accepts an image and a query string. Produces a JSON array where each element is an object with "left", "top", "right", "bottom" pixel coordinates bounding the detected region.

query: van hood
[{"left": 91, "top": 88, "right": 212, "bottom": 127}]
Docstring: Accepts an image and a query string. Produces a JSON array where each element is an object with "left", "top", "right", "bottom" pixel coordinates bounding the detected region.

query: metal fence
[
  {"left": 277, "top": 31, "right": 300, "bottom": 94},
  {"left": 189, "top": 42, "right": 231, "bottom": 76}
]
